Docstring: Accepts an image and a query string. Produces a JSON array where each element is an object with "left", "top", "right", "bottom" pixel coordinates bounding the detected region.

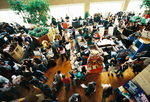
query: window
[
  {"left": 126, "top": 0, "right": 145, "bottom": 15},
  {"left": 0, "top": 9, "right": 28, "bottom": 26},
  {"left": 89, "top": 1, "right": 124, "bottom": 18},
  {"left": 50, "top": 3, "right": 84, "bottom": 22}
]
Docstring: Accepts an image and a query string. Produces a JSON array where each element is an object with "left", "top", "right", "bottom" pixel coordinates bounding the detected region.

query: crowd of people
[{"left": 0, "top": 10, "right": 150, "bottom": 102}]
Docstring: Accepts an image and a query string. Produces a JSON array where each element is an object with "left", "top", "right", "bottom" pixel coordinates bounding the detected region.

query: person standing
[
  {"left": 65, "top": 41, "right": 71, "bottom": 57},
  {"left": 58, "top": 23, "right": 63, "bottom": 36},
  {"left": 65, "top": 14, "right": 69, "bottom": 22},
  {"left": 61, "top": 74, "right": 71, "bottom": 91},
  {"left": 63, "top": 21, "right": 68, "bottom": 33},
  {"left": 108, "top": 56, "right": 117, "bottom": 76},
  {"left": 58, "top": 45, "right": 68, "bottom": 61},
  {"left": 115, "top": 62, "right": 129, "bottom": 77}
]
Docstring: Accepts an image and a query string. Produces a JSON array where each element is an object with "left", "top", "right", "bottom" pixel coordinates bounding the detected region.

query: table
[{"left": 97, "top": 39, "right": 115, "bottom": 47}]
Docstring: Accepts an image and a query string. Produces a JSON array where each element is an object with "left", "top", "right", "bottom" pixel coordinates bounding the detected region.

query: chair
[
  {"left": 99, "top": 27, "right": 105, "bottom": 42},
  {"left": 108, "top": 26, "right": 114, "bottom": 36}
]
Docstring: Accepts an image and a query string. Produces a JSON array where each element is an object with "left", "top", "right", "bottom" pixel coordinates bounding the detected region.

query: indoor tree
[
  {"left": 141, "top": 0, "right": 150, "bottom": 13},
  {"left": 7, "top": 0, "right": 50, "bottom": 25}
]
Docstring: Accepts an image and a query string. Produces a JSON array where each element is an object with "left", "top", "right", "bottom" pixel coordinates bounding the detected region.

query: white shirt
[{"left": 65, "top": 43, "right": 71, "bottom": 50}]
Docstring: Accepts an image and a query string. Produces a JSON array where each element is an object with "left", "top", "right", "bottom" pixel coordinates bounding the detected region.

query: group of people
[{"left": 0, "top": 10, "right": 150, "bottom": 102}]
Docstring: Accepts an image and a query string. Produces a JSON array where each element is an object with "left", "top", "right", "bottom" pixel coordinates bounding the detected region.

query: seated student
[
  {"left": 46, "top": 45, "right": 54, "bottom": 60},
  {"left": 120, "top": 56, "right": 130, "bottom": 64},
  {"left": 83, "top": 25, "right": 88, "bottom": 34},
  {"left": 83, "top": 31, "right": 90, "bottom": 39},
  {"left": 68, "top": 93, "right": 82, "bottom": 102},
  {"left": 101, "top": 84, "right": 113, "bottom": 101},
  {"left": 87, "top": 37, "right": 94, "bottom": 45},
  {"left": 76, "top": 53, "right": 82, "bottom": 66},
  {"left": 29, "top": 76, "right": 45, "bottom": 90},
  {"left": 42, "top": 84, "right": 58, "bottom": 101},
  {"left": 33, "top": 57, "right": 47, "bottom": 72},
  {"left": 108, "top": 56, "right": 117, "bottom": 76},
  {"left": 84, "top": 81, "right": 96, "bottom": 96},
  {"left": 0, "top": 75, "right": 21, "bottom": 97},
  {"left": 32, "top": 70, "right": 47, "bottom": 82},
  {"left": 115, "top": 62, "right": 129, "bottom": 77}
]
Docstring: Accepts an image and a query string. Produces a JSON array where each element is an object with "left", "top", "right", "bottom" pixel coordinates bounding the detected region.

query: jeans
[
  {"left": 61, "top": 53, "right": 68, "bottom": 61},
  {"left": 116, "top": 69, "right": 123, "bottom": 76},
  {"left": 81, "top": 73, "right": 86, "bottom": 81},
  {"left": 39, "top": 64, "right": 47, "bottom": 72},
  {"left": 9, "top": 86, "right": 21, "bottom": 96},
  {"left": 37, "top": 75, "right": 47, "bottom": 82},
  {"left": 64, "top": 83, "right": 70, "bottom": 91},
  {"left": 71, "top": 78, "right": 77, "bottom": 86},
  {"left": 108, "top": 65, "right": 115, "bottom": 74},
  {"left": 66, "top": 49, "right": 70, "bottom": 57}
]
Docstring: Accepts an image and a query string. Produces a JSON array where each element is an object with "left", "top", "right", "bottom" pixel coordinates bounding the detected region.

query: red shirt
[
  {"left": 61, "top": 77, "right": 70, "bottom": 84},
  {"left": 97, "top": 33, "right": 101, "bottom": 38},
  {"left": 63, "top": 23, "right": 68, "bottom": 29}
]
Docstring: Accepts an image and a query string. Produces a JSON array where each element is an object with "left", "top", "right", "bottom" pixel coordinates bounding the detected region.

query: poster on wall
[
  {"left": 134, "top": 91, "right": 149, "bottom": 102},
  {"left": 47, "top": 27, "right": 55, "bottom": 42},
  {"left": 132, "top": 43, "right": 150, "bottom": 59},
  {"left": 123, "top": 80, "right": 143, "bottom": 96}
]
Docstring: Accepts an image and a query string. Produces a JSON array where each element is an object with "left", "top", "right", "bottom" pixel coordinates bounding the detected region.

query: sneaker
[
  {"left": 108, "top": 73, "right": 110, "bottom": 76},
  {"left": 111, "top": 73, "right": 114, "bottom": 77},
  {"left": 121, "top": 75, "right": 123, "bottom": 77}
]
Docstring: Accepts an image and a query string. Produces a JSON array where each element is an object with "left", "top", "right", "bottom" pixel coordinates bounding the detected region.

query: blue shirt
[{"left": 128, "top": 35, "right": 136, "bottom": 41}]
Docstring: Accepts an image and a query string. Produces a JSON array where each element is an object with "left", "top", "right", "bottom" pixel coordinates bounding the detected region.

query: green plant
[
  {"left": 141, "top": 0, "right": 150, "bottom": 13},
  {"left": 84, "top": 11, "right": 89, "bottom": 20},
  {"left": 7, "top": 0, "right": 50, "bottom": 25},
  {"left": 29, "top": 27, "right": 49, "bottom": 38}
]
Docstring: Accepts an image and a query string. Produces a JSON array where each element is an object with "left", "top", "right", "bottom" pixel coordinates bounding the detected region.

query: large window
[
  {"left": 89, "top": 1, "right": 124, "bottom": 18},
  {"left": 50, "top": 3, "right": 84, "bottom": 22},
  {"left": 126, "top": 0, "right": 145, "bottom": 15},
  {"left": 0, "top": 9, "right": 28, "bottom": 26}
]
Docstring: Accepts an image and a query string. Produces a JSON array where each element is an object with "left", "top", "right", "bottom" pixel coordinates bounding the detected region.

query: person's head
[
  {"left": 86, "top": 31, "right": 88, "bottom": 34},
  {"left": 112, "top": 56, "right": 116, "bottom": 60},
  {"left": 66, "top": 41, "right": 69, "bottom": 45},
  {"left": 77, "top": 53, "right": 80, "bottom": 57},
  {"left": 0, "top": 82, "right": 5, "bottom": 88},
  {"left": 59, "top": 45, "right": 63, "bottom": 50},
  {"left": 62, "top": 74, "right": 66, "bottom": 79},
  {"left": 70, "top": 70, "right": 74, "bottom": 74},
  {"left": 123, "top": 98, "right": 130, "bottom": 102},
  {"left": 82, "top": 66, "right": 86, "bottom": 71},
  {"left": 29, "top": 76, "right": 34, "bottom": 81},
  {"left": 57, "top": 70, "right": 61, "bottom": 75},
  {"left": 126, "top": 56, "right": 130, "bottom": 60},
  {"left": 75, "top": 68, "right": 78, "bottom": 72}
]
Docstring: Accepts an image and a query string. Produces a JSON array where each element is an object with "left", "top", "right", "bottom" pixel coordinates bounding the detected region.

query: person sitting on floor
[
  {"left": 83, "top": 31, "right": 90, "bottom": 39},
  {"left": 108, "top": 56, "right": 117, "bottom": 76},
  {"left": 68, "top": 93, "right": 82, "bottom": 102},
  {"left": 87, "top": 37, "right": 94, "bottom": 45},
  {"left": 115, "top": 62, "right": 129, "bottom": 77},
  {"left": 83, "top": 81, "right": 96, "bottom": 96}
]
